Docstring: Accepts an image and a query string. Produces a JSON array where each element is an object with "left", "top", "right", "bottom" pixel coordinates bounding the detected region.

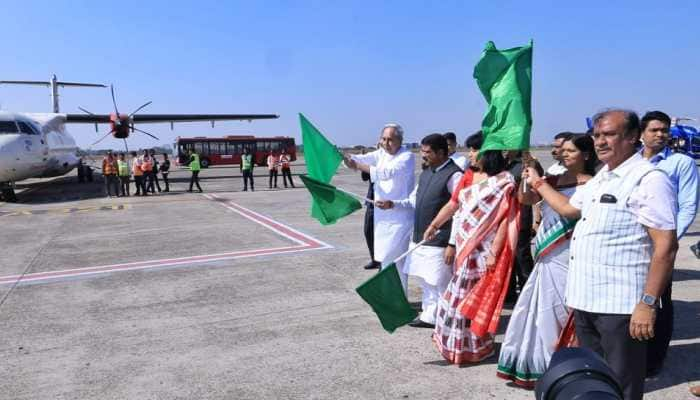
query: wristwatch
[{"left": 641, "top": 293, "right": 658, "bottom": 307}]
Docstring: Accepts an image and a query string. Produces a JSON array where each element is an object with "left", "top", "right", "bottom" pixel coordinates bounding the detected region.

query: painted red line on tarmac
[
  {"left": 0, "top": 245, "right": 308, "bottom": 283},
  {"left": 0, "top": 244, "right": 319, "bottom": 285},
  {"left": 0, "top": 197, "right": 332, "bottom": 286}
]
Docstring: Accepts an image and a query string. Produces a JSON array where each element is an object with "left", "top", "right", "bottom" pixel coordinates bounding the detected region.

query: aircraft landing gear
[{"left": 1, "top": 183, "right": 17, "bottom": 203}]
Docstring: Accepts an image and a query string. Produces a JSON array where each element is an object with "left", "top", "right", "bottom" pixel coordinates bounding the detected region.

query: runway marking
[
  {"left": 0, "top": 204, "right": 128, "bottom": 217},
  {"left": 0, "top": 196, "right": 332, "bottom": 286}
]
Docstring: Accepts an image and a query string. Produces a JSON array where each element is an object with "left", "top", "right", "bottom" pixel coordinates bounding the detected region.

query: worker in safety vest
[
  {"left": 141, "top": 150, "right": 156, "bottom": 194},
  {"left": 266, "top": 151, "right": 279, "bottom": 189},
  {"left": 117, "top": 153, "right": 131, "bottom": 197},
  {"left": 279, "top": 148, "right": 295, "bottom": 188},
  {"left": 131, "top": 151, "right": 146, "bottom": 196},
  {"left": 101, "top": 151, "right": 119, "bottom": 197},
  {"left": 241, "top": 147, "right": 254, "bottom": 191},
  {"left": 187, "top": 149, "right": 203, "bottom": 192}
]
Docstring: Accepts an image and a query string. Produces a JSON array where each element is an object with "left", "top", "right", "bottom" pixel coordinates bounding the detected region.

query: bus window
[
  {"left": 226, "top": 142, "right": 240, "bottom": 155},
  {"left": 194, "top": 142, "right": 208, "bottom": 155},
  {"left": 209, "top": 141, "right": 223, "bottom": 155},
  {"left": 270, "top": 141, "right": 280, "bottom": 151}
]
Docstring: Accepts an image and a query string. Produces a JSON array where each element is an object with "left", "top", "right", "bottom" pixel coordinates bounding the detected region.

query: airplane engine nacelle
[{"left": 109, "top": 114, "right": 131, "bottom": 139}]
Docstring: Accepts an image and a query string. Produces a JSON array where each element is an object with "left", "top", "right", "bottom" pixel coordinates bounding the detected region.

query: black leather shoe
[
  {"left": 408, "top": 318, "right": 435, "bottom": 329},
  {"left": 363, "top": 261, "right": 381, "bottom": 270},
  {"left": 691, "top": 243, "right": 700, "bottom": 259}
]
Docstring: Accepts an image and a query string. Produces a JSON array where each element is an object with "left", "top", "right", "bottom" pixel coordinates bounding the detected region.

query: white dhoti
[
  {"left": 375, "top": 212, "right": 412, "bottom": 292},
  {"left": 403, "top": 241, "right": 452, "bottom": 323}
]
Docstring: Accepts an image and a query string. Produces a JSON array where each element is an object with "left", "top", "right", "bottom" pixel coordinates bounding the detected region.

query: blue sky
[{"left": 2, "top": 0, "right": 699, "bottom": 150}]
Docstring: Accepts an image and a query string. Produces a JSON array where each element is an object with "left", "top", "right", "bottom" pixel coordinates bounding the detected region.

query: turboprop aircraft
[{"left": 0, "top": 75, "right": 279, "bottom": 202}]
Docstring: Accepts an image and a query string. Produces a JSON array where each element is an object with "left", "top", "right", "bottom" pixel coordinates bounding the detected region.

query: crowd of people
[
  {"left": 97, "top": 147, "right": 297, "bottom": 196},
  {"left": 100, "top": 149, "right": 171, "bottom": 197},
  {"left": 345, "top": 109, "right": 699, "bottom": 400}
]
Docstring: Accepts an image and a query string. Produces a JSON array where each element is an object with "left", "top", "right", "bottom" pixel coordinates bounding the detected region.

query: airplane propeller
[{"left": 79, "top": 84, "right": 159, "bottom": 151}]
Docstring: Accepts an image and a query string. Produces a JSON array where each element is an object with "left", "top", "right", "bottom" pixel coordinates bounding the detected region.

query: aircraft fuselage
[{"left": 0, "top": 111, "right": 80, "bottom": 185}]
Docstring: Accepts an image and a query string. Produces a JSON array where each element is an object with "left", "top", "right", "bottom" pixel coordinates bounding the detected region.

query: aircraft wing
[{"left": 64, "top": 114, "right": 279, "bottom": 123}]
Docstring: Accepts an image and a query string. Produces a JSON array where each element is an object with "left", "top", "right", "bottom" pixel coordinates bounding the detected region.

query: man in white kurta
[
  {"left": 377, "top": 134, "right": 463, "bottom": 327},
  {"left": 347, "top": 124, "right": 415, "bottom": 291}
]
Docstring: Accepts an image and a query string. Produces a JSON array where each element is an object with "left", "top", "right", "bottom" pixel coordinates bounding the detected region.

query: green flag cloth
[
  {"left": 355, "top": 263, "right": 418, "bottom": 333},
  {"left": 474, "top": 40, "right": 533, "bottom": 152},
  {"left": 299, "top": 174, "right": 362, "bottom": 225},
  {"left": 300, "top": 113, "right": 345, "bottom": 221},
  {"left": 300, "top": 113, "right": 343, "bottom": 182}
]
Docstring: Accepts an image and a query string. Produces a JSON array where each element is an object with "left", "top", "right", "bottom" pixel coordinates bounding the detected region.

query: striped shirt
[{"left": 566, "top": 153, "right": 677, "bottom": 314}]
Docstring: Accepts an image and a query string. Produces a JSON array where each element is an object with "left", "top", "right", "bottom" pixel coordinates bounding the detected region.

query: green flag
[
  {"left": 300, "top": 113, "right": 343, "bottom": 183},
  {"left": 300, "top": 113, "right": 346, "bottom": 221},
  {"left": 355, "top": 263, "right": 417, "bottom": 333},
  {"left": 474, "top": 40, "right": 533, "bottom": 152},
  {"left": 299, "top": 174, "right": 362, "bottom": 225}
]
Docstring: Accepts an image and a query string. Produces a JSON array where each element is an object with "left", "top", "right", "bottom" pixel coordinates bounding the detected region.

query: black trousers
[
  {"left": 152, "top": 171, "right": 162, "bottom": 192},
  {"left": 134, "top": 176, "right": 145, "bottom": 195},
  {"left": 145, "top": 171, "right": 155, "bottom": 193},
  {"left": 119, "top": 176, "right": 130, "bottom": 196},
  {"left": 364, "top": 204, "right": 375, "bottom": 261},
  {"left": 269, "top": 169, "right": 278, "bottom": 188},
  {"left": 104, "top": 175, "right": 118, "bottom": 196},
  {"left": 189, "top": 171, "right": 202, "bottom": 191},
  {"left": 646, "top": 282, "right": 673, "bottom": 374},
  {"left": 281, "top": 167, "right": 295, "bottom": 187},
  {"left": 243, "top": 170, "right": 254, "bottom": 190},
  {"left": 574, "top": 310, "right": 647, "bottom": 400},
  {"left": 161, "top": 173, "right": 169, "bottom": 191}
]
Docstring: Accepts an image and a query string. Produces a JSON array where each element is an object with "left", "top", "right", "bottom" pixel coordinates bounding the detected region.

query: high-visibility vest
[
  {"left": 141, "top": 157, "right": 153, "bottom": 172},
  {"left": 241, "top": 154, "right": 253, "bottom": 171},
  {"left": 117, "top": 160, "right": 130, "bottom": 176},
  {"left": 280, "top": 155, "right": 290, "bottom": 169},
  {"left": 132, "top": 159, "right": 144, "bottom": 176},
  {"left": 190, "top": 153, "right": 201, "bottom": 171},
  {"left": 102, "top": 158, "right": 117, "bottom": 175}
]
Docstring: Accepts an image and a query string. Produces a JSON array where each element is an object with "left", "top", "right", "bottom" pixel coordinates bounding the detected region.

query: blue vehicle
[{"left": 670, "top": 118, "right": 700, "bottom": 161}]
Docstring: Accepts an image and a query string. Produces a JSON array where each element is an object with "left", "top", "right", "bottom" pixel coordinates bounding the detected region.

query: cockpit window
[
  {"left": 0, "top": 121, "right": 19, "bottom": 134},
  {"left": 17, "top": 121, "right": 39, "bottom": 135}
]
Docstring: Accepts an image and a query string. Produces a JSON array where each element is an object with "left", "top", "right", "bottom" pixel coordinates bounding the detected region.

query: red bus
[{"left": 174, "top": 135, "right": 297, "bottom": 168}]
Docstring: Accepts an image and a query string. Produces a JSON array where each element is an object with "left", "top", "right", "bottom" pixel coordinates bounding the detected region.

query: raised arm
[{"left": 523, "top": 166, "right": 581, "bottom": 219}]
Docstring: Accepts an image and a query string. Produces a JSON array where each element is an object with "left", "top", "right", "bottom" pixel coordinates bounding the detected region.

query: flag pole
[
  {"left": 390, "top": 230, "right": 441, "bottom": 265},
  {"left": 335, "top": 186, "right": 374, "bottom": 205}
]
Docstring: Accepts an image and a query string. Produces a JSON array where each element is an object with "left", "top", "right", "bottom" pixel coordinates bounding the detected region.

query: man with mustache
[
  {"left": 639, "top": 111, "right": 699, "bottom": 377},
  {"left": 524, "top": 109, "right": 678, "bottom": 400}
]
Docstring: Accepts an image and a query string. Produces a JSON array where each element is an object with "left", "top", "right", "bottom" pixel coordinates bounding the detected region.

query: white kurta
[
  {"left": 450, "top": 153, "right": 468, "bottom": 171},
  {"left": 352, "top": 147, "right": 415, "bottom": 268},
  {"left": 394, "top": 159, "right": 462, "bottom": 286}
]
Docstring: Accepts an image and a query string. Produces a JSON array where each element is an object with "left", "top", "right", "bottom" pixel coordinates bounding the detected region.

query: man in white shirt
[
  {"left": 524, "top": 109, "right": 678, "bottom": 400},
  {"left": 546, "top": 131, "right": 574, "bottom": 176},
  {"left": 443, "top": 132, "right": 468, "bottom": 170},
  {"left": 346, "top": 124, "right": 416, "bottom": 291},
  {"left": 376, "top": 134, "right": 463, "bottom": 327}
]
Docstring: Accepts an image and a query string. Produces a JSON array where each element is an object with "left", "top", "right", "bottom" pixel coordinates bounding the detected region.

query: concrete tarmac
[{"left": 0, "top": 151, "right": 698, "bottom": 399}]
